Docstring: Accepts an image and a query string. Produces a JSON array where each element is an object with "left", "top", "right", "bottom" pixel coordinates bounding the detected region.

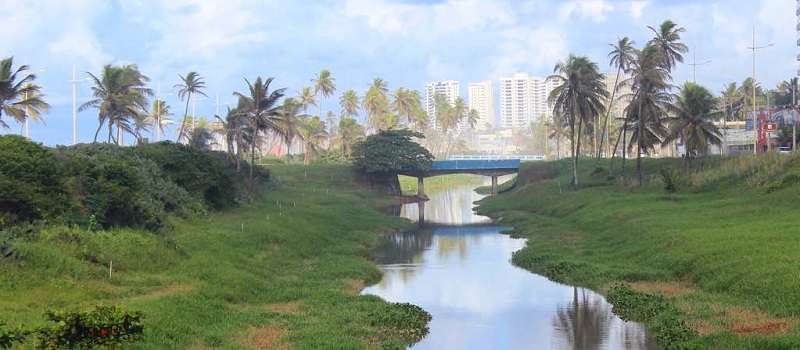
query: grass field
[
  {"left": 0, "top": 165, "right": 430, "bottom": 349},
  {"left": 476, "top": 154, "right": 800, "bottom": 349}
]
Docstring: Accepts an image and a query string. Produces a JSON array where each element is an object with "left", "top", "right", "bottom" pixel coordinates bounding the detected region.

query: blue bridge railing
[{"left": 430, "top": 159, "right": 521, "bottom": 170}]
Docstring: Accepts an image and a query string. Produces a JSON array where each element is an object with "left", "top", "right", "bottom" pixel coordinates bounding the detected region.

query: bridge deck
[{"left": 430, "top": 159, "right": 521, "bottom": 170}]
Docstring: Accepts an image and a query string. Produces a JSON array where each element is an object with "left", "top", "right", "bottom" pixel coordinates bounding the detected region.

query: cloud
[
  {"left": 558, "top": 0, "right": 614, "bottom": 22},
  {"left": 629, "top": 1, "right": 649, "bottom": 21},
  {"left": 47, "top": 26, "right": 113, "bottom": 71},
  {"left": 491, "top": 26, "right": 569, "bottom": 79}
]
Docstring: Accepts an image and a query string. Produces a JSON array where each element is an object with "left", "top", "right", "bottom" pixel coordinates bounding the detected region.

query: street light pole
[
  {"left": 688, "top": 47, "right": 711, "bottom": 83},
  {"left": 747, "top": 26, "right": 774, "bottom": 155}
]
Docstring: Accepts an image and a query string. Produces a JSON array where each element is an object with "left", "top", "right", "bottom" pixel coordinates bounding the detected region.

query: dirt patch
[
  {"left": 267, "top": 301, "right": 301, "bottom": 314},
  {"left": 629, "top": 281, "right": 697, "bottom": 297},
  {"left": 725, "top": 307, "right": 791, "bottom": 336},
  {"left": 125, "top": 284, "right": 196, "bottom": 302},
  {"left": 237, "top": 326, "right": 287, "bottom": 349},
  {"left": 345, "top": 279, "right": 364, "bottom": 295}
]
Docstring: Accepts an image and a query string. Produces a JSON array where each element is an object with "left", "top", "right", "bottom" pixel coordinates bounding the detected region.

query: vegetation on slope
[{"left": 477, "top": 154, "right": 800, "bottom": 350}]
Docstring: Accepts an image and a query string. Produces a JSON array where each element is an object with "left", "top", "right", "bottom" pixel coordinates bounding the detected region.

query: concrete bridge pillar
[
  {"left": 492, "top": 175, "right": 498, "bottom": 195},
  {"left": 417, "top": 176, "right": 424, "bottom": 198}
]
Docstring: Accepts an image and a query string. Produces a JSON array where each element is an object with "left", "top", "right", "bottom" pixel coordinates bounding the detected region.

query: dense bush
[
  {"left": 0, "top": 136, "right": 68, "bottom": 226},
  {"left": 36, "top": 306, "right": 143, "bottom": 349},
  {"left": 55, "top": 143, "right": 204, "bottom": 231},
  {"left": 134, "top": 142, "right": 265, "bottom": 209}
]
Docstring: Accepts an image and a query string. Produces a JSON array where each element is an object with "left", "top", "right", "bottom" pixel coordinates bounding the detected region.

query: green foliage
[
  {"left": 660, "top": 167, "right": 680, "bottom": 194},
  {"left": 607, "top": 284, "right": 697, "bottom": 350},
  {"left": 56, "top": 143, "right": 204, "bottom": 231},
  {"left": 352, "top": 129, "right": 433, "bottom": 174},
  {"left": 134, "top": 141, "right": 262, "bottom": 209},
  {"left": 0, "top": 321, "right": 27, "bottom": 348},
  {"left": 36, "top": 306, "right": 143, "bottom": 349},
  {"left": 0, "top": 135, "right": 68, "bottom": 225},
  {"left": 368, "top": 302, "right": 431, "bottom": 343}
]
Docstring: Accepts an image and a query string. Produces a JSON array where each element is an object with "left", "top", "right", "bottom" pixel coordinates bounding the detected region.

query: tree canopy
[{"left": 352, "top": 129, "right": 433, "bottom": 175}]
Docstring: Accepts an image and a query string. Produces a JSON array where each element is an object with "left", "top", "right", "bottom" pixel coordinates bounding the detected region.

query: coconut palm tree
[
  {"left": 391, "top": 87, "right": 422, "bottom": 124},
  {"left": 233, "top": 76, "right": 286, "bottom": 188},
  {"left": 339, "top": 89, "right": 360, "bottom": 119},
  {"left": 0, "top": 57, "right": 49, "bottom": 130},
  {"left": 605, "top": 37, "right": 636, "bottom": 166},
  {"left": 298, "top": 86, "right": 316, "bottom": 115},
  {"left": 298, "top": 116, "right": 328, "bottom": 164},
  {"left": 625, "top": 45, "right": 672, "bottom": 185},
  {"left": 215, "top": 103, "right": 248, "bottom": 172},
  {"left": 548, "top": 111, "right": 568, "bottom": 159},
  {"left": 81, "top": 64, "right": 152, "bottom": 144},
  {"left": 363, "top": 86, "right": 390, "bottom": 132},
  {"left": 549, "top": 54, "right": 608, "bottom": 188},
  {"left": 312, "top": 69, "right": 335, "bottom": 118},
  {"left": 663, "top": 82, "right": 722, "bottom": 165},
  {"left": 646, "top": 20, "right": 688, "bottom": 71},
  {"left": 150, "top": 99, "right": 173, "bottom": 141},
  {"left": 131, "top": 112, "right": 152, "bottom": 144},
  {"left": 188, "top": 116, "right": 217, "bottom": 150},
  {"left": 175, "top": 72, "right": 207, "bottom": 142},
  {"left": 336, "top": 116, "right": 365, "bottom": 155},
  {"left": 276, "top": 97, "right": 308, "bottom": 156}
]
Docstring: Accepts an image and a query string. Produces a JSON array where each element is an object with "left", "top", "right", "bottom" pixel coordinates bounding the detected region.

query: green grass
[
  {"left": 398, "top": 174, "right": 484, "bottom": 196},
  {"left": 476, "top": 154, "right": 800, "bottom": 350},
  {"left": 0, "top": 164, "right": 429, "bottom": 349}
]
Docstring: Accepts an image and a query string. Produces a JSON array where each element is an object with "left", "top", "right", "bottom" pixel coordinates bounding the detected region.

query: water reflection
[{"left": 364, "top": 182, "right": 656, "bottom": 350}]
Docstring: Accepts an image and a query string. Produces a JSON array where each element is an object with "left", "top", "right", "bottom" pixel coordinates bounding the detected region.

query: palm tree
[
  {"left": 371, "top": 77, "right": 388, "bottom": 93},
  {"left": 131, "top": 112, "right": 152, "bottom": 144},
  {"left": 548, "top": 111, "right": 568, "bottom": 159},
  {"left": 81, "top": 64, "right": 152, "bottom": 144},
  {"left": 363, "top": 86, "right": 389, "bottom": 131},
  {"left": 646, "top": 20, "right": 688, "bottom": 71},
  {"left": 663, "top": 82, "right": 722, "bottom": 165},
  {"left": 605, "top": 37, "right": 636, "bottom": 167},
  {"left": 188, "top": 116, "right": 217, "bottom": 150},
  {"left": 175, "top": 72, "right": 208, "bottom": 143},
  {"left": 0, "top": 57, "right": 49, "bottom": 130},
  {"left": 298, "top": 116, "right": 328, "bottom": 164},
  {"left": 276, "top": 97, "right": 308, "bottom": 156},
  {"left": 391, "top": 88, "right": 422, "bottom": 124},
  {"left": 466, "top": 109, "right": 479, "bottom": 129},
  {"left": 339, "top": 89, "right": 360, "bottom": 119},
  {"left": 215, "top": 103, "right": 248, "bottom": 172},
  {"left": 721, "top": 82, "right": 744, "bottom": 121},
  {"left": 150, "top": 99, "right": 173, "bottom": 141},
  {"left": 312, "top": 69, "right": 335, "bottom": 118},
  {"left": 625, "top": 45, "right": 672, "bottom": 185},
  {"left": 298, "top": 86, "right": 316, "bottom": 115},
  {"left": 549, "top": 54, "right": 608, "bottom": 188},
  {"left": 336, "top": 116, "right": 365, "bottom": 155},
  {"left": 233, "top": 76, "right": 286, "bottom": 189}
]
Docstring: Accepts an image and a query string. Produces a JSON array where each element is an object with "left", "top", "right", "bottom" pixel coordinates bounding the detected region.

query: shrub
[
  {"left": 134, "top": 142, "right": 263, "bottom": 209},
  {"left": 36, "top": 306, "right": 143, "bottom": 349},
  {"left": 660, "top": 167, "right": 680, "bottom": 195},
  {"left": 0, "top": 135, "right": 68, "bottom": 226},
  {"left": 56, "top": 143, "right": 203, "bottom": 231},
  {"left": 0, "top": 321, "right": 27, "bottom": 348}
]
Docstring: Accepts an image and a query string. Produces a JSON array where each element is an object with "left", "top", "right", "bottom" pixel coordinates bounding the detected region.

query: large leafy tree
[
  {"left": 0, "top": 57, "right": 49, "bottom": 130},
  {"left": 233, "top": 76, "right": 286, "bottom": 188},
  {"left": 175, "top": 72, "right": 208, "bottom": 143},
  {"left": 664, "top": 82, "right": 722, "bottom": 164},
  {"left": 351, "top": 129, "right": 433, "bottom": 195},
  {"left": 312, "top": 69, "right": 335, "bottom": 118},
  {"left": 81, "top": 64, "right": 152, "bottom": 144},
  {"left": 549, "top": 54, "right": 608, "bottom": 188}
]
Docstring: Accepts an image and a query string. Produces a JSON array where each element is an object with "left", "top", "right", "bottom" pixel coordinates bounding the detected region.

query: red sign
[{"left": 764, "top": 123, "right": 778, "bottom": 132}]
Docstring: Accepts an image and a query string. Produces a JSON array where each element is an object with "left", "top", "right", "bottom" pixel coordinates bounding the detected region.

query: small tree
[{"left": 352, "top": 129, "right": 433, "bottom": 195}]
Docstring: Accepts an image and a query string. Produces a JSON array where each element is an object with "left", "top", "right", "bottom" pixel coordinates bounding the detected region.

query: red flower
[{"left": 100, "top": 328, "right": 108, "bottom": 336}]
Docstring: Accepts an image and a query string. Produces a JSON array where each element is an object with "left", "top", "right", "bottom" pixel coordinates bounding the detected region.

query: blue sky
[{"left": 1, "top": 0, "right": 795, "bottom": 146}]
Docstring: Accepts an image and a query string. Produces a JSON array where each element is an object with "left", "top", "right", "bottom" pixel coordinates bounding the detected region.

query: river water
[{"left": 362, "top": 181, "right": 657, "bottom": 350}]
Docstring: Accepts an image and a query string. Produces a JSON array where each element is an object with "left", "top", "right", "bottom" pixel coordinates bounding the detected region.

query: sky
[{"left": 1, "top": 0, "right": 796, "bottom": 146}]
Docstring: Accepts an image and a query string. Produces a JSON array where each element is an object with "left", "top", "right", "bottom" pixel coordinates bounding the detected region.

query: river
[{"left": 362, "top": 180, "right": 657, "bottom": 350}]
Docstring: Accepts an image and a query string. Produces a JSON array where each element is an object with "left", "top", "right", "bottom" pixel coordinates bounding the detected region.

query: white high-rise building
[
  {"left": 499, "top": 73, "right": 559, "bottom": 128},
  {"left": 468, "top": 81, "right": 494, "bottom": 131},
  {"left": 424, "top": 80, "right": 460, "bottom": 130}
]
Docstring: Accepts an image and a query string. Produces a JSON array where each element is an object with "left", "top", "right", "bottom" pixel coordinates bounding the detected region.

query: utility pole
[{"left": 747, "top": 26, "right": 774, "bottom": 155}]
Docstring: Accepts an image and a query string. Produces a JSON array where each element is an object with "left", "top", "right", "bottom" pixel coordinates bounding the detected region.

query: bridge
[
  {"left": 446, "top": 154, "right": 546, "bottom": 161},
  {"left": 398, "top": 159, "right": 522, "bottom": 197}
]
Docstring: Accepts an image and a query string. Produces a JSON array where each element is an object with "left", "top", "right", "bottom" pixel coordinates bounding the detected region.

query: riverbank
[
  {"left": 476, "top": 155, "right": 800, "bottom": 350},
  {"left": 0, "top": 164, "right": 430, "bottom": 349}
]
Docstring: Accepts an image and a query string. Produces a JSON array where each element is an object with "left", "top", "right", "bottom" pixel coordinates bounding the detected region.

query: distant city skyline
[{"left": 0, "top": 0, "right": 793, "bottom": 145}]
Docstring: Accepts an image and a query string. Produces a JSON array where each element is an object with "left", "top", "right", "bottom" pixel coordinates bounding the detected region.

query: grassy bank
[
  {"left": 0, "top": 165, "right": 430, "bottom": 349},
  {"left": 476, "top": 155, "right": 800, "bottom": 349}
]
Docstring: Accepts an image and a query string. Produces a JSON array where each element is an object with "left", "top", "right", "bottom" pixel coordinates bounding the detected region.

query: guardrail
[
  {"left": 444, "top": 154, "right": 545, "bottom": 161},
  {"left": 430, "top": 159, "right": 521, "bottom": 170}
]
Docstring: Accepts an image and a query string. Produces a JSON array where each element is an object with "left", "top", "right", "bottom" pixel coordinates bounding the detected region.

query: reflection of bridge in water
[{"left": 398, "top": 159, "right": 522, "bottom": 197}]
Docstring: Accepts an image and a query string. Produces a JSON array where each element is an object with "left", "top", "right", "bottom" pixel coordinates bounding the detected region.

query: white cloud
[
  {"left": 48, "top": 26, "right": 113, "bottom": 71},
  {"left": 491, "top": 26, "right": 569, "bottom": 79},
  {"left": 629, "top": 1, "right": 649, "bottom": 21},
  {"left": 558, "top": 0, "right": 614, "bottom": 22}
]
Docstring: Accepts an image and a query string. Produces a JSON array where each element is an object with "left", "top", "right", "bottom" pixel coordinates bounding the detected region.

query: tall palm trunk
[
  {"left": 304, "top": 140, "right": 311, "bottom": 165},
  {"left": 599, "top": 66, "right": 622, "bottom": 162},
  {"left": 250, "top": 127, "right": 258, "bottom": 191},
  {"left": 574, "top": 106, "right": 583, "bottom": 188},
  {"left": 178, "top": 95, "right": 191, "bottom": 143},
  {"left": 636, "top": 94, "right": 645, "bottom": 186}
]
